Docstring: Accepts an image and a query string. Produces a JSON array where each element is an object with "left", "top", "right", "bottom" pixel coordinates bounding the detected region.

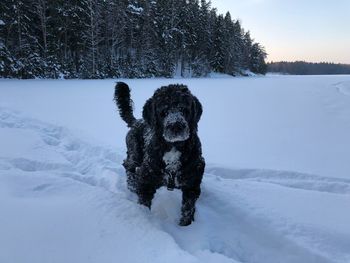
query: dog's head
[{"left": 143, "top": 84, "right": 202, "bottom": 143}]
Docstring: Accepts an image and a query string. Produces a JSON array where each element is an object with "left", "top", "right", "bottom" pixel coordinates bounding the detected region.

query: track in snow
[{"left": 334, "top": 81, "right": 350, "bottom": 96}]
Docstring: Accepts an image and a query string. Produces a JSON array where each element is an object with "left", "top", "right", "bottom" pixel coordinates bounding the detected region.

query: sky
[{"left": 211, "top": 0, "right": 350, "bottom": 64}]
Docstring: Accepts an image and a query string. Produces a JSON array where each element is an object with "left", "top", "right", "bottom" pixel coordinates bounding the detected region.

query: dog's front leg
[
  {"left": 137, "top": 186, "right": 156, "bottom": 209},
  {"left": 135, "top": 164, "right": 161, "bottom": 209},
  {"left": 179, "top": 155, "right": 204, "bottom": 226},
  {"left": 179, "top": 186, "right": 201, "bottom": 226}
]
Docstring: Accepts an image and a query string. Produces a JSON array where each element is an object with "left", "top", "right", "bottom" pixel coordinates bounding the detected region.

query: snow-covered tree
[{"left": 250, "top": 43, "right": 267, "bottom": 74}]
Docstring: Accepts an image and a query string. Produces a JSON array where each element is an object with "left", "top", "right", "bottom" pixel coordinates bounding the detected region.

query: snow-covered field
[{"left": 1, "top": 75, "right": 350, "bottom": 263}]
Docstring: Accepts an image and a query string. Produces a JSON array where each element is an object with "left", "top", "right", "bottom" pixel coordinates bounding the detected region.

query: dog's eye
[{"left": 160, "top": 109, "right": 167, "bottom": 117}]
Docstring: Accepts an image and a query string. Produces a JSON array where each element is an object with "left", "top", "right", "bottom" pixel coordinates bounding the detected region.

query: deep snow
[{"left": 1, "top": 75, "right": 350, "bottom": 263}]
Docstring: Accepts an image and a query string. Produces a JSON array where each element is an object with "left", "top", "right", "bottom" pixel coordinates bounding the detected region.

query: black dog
[{"left": 114, "top": 82, "right": 205, "bottom": 226}]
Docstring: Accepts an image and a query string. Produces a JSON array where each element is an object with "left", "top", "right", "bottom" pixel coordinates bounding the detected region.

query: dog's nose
[{"left": 170, "top": 122, "right": 185, "bottom": 133}]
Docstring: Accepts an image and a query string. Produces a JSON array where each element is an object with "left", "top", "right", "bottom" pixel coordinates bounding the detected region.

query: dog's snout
[{"left": 163, "top": 111, "right": 190, "bottom": 142}]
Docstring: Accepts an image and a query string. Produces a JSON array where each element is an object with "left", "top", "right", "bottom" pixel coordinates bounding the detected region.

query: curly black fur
[
  {"left": 114, "top": 82, "right": 136, "bottom": 127},
  {"left": 114, "top": 82, "right": 205, "bottom": 226}
]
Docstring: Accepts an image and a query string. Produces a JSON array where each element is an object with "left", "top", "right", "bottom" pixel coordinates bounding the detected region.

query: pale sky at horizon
[{"left": 211, "top": 0, "right": 350, "bottom": 64}]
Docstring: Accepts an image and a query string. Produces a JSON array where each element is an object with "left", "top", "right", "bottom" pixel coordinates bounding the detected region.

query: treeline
[
  {"left": 268, "top": 61, "right": 350, "bottom": 75},
  {"left": 0, "top": 0, "right": 267, "bottom": 79}
]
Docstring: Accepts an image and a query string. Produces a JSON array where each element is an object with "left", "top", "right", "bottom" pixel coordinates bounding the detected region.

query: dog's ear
[
  {"left": 143, "top": 97, "right": 155, "bottom": 126},
  {"left": 192, "top": 96, "right": 203, "bottom": 124}
]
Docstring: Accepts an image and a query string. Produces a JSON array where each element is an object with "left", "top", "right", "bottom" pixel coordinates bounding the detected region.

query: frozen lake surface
[{"left": 1, "top": 75, "right": 350, "bottom": 263}]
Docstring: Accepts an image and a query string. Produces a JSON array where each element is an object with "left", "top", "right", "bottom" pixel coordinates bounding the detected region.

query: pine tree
[
  {"left": 222, "top": 12, "right": 236, "bottom": 75},
  {"left": 102, "top": 0, "right": 129, "bottom": 77},
  {"left": 81, "top": 0, "right": 103, "bottom": 78},
  {"left": 232, "top": 20, "right": 244, "bottom": 72},
  {"left": 210, "top": 13, "right": 225, "bottom": 73},
  {"left": 0, "top": 0, "right": 16, "bottom": 77},
  {"left": 250, "top": 43, "right": 267, "bottom": 74},
  {"left": 241, "top": 31, "right": 253, "bottom": 72},
  {"left": 192, "top": 0, "right": 212, "bottom": 76},
  {"left": 136, "top": 0, "right": 159, "bottom": 77},
  {"left": 153, "top": 0, "right": 178, "bottom": 77}
]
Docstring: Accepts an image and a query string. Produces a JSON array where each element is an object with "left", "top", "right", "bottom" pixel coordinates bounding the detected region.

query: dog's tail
[{"left": 114, "top": 82, "right": 136, "bottom": 127}]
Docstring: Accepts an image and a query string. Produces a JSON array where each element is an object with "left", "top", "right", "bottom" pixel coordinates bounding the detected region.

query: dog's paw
[
  {"left": 138, "top": 198, "right": 152, "bottom": 209},
  {"left": 179, "top": 217, "right": 193, "bottom": 226}
]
